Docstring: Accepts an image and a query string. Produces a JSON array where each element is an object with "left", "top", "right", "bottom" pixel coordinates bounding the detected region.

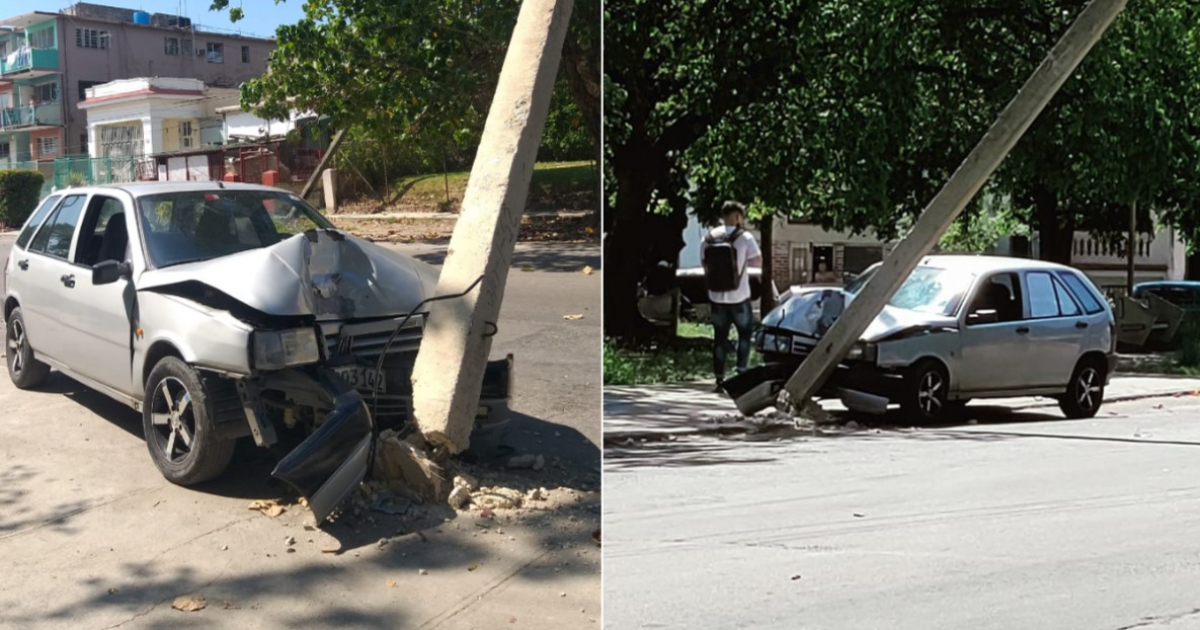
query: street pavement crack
[
  {"left": 416, "top": 547, "right": 555, "bottom": 629},
  {"left": 1114, "top": 607, "right": 1200, "bottom": 630}
]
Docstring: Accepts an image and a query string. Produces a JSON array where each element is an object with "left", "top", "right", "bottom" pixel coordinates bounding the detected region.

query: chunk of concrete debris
[
  {"left": 372, "top": 430, "right": 451, "bottom": 503},
  {"left": 449, "top": 485, "right": 472, "bottom": 510},
  {"left": 453, "top": 473, "right": 479, "bottom": 491},
  {"left": 172, "top": 594, "right": 207, "bottom": 612},
  {"left": 506, "top": 454, "right": 537, "bottom": 469},
  {"left": 248, "top": 499, "right": 285, "bottom": 518},
  {"left": 472, "top": 486, "right": 524, "bottom": 509},
  {"left": 526, "top": 487, "right": 546, "bottom": 502},
  {"left": 284, "top": 536, "right": 296, "bottom": 547},
  {"left": 419, "top": 569, "right": 428, "bottom": 575}
]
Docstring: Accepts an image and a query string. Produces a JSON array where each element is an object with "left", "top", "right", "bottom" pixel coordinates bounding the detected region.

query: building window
[
  {"left": 37, "top": 136, "right": 59, "bottom": 158},
  {"left": 0, "top": 142, "right": 11, "bottom": 161},
  {"left": 34, "top": 82, "right": 59, "bottom": 103},
  {"left": 241, "top": 45, "right": 249, "bottom": 63},
  {"left": 80, "top": 134, "right": 88, "bottom": 155},
  {"left": 206, "top": 42, "right": 224, "bottom": 63},
  {"left": 179, "top": 121, "right": 195, "bottom": 148},
  {"left": 164, "top": 37, "right": 179, "bottom": 55},
  {"left": 181, "top": 38, "right": 193, "bottom": 55},
  {"left": 29, "top": 28, "right": 55, "bottom": 50},
  {"left": 78, "top": 80, "right": 102, "bottom": 102},
  {"left": 76, "top": 28, "right": 109, "bottom": 49}
]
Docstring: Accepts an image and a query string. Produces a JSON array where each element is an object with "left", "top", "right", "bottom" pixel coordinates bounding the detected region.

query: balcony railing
[
  {"left": 0, "top": 104, "right": 63, "bottom": 130},
  {"left": 0, "top": 48, "right": 59, "bottom": 76}
]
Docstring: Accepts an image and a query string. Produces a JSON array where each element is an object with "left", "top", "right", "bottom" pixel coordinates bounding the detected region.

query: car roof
[
  {"left": 912, "top": 254, "right": 1078, "bottom": 274},
  {"left": 55, "top": 181, "right": 285, "bottom": 197}
]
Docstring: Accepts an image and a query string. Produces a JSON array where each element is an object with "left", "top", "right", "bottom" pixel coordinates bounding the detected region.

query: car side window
[
  {"left": 27, "top": 195, "right": 86, "bottom": 260},
  {"left": 14, "top": 195, "right": 61, "bottom": 250},
  {"left": 1026, "top": 272, "right": 1059, "bottom": 318},
  {"left": 75, "top": 195, "right": 129, "bottom": 266},
  {"left": 1058, "top": 272, "right": 1105, "bottom": 314},
  {"left": 1027, "top": 271, "right": 1084, "bottom": 319},
  {"left": 966, "top": 272, "right": 1023, "bottom": 324},
  {"left": 1054, "top": 279, "right": 1081, "bottom": 316}
]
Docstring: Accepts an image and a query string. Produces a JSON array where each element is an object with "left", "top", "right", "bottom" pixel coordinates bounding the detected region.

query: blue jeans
[{"left": 711, "top": 300, "right": 753, "bottom": 380}]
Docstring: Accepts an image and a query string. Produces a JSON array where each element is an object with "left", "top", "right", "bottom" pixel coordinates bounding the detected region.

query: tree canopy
[
  {"left": 605, "top": 0, "right": 1200, "bottom": 336},
  {"left": 209, "top": 0, "right": 600, "bottom": 160}
]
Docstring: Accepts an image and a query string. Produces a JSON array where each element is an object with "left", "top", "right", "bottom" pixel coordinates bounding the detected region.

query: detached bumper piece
[
  {"left": 272, "top": 369, "right": 373, "bottom": 523},
  {"left": 723, "top": 362, "right": 845, "bottom": 416}
]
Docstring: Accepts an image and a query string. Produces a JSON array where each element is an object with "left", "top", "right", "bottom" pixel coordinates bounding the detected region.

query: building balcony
[
  {"left": 0, "top": 104, "right": 62, "bottom": 131},
  {"left": 0, "top": 48, "right": 59, "bottom": 79}
]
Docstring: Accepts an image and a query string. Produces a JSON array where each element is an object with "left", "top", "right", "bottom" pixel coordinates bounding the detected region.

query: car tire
[
  {"left": 901, "top": 360, "right": 955, "bottom": 422},
  {"left": 5, "top": 307, "right": 50, "bottom": 389},
  {"left": 142, "top": 356, "right": 235, "bottom": 485},
  {"left": 1058, "top": 358, "right": 1105, "bottom": 419}
]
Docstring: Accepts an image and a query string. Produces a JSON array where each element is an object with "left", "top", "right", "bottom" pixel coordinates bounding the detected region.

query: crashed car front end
[{"left": 136, "top": 226, "right": 513, "bottom": 522}]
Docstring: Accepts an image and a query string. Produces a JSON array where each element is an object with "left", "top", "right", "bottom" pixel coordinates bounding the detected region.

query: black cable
[{"left": 365, "top": 274, "right": 485, "bottom": 478}]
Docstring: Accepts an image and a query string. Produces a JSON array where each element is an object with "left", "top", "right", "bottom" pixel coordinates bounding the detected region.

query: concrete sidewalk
[{"left": 604, "top": 374, "right": 1200, "bottom": 441}]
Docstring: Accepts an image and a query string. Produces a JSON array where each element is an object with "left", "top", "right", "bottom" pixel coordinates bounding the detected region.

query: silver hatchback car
[
  {"left": 730, "top": 255, "right": 1117, "bottom": 421},
  {"left": 3, "top": 182, "right": 512, "bottom": 520}
]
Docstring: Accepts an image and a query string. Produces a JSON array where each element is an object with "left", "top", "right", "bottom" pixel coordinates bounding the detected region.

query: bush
[{"left": 0, "top": 170, "right": 46, "bottom": 228}]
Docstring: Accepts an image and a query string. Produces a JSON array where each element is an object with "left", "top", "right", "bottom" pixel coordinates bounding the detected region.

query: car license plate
[{"left": 333, "top": 366, "right": 387, "bottom": 394}]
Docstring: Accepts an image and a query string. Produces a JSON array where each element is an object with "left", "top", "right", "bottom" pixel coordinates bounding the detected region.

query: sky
[{"left": 21, "top": 1, "right": 307, "bottom": 38}]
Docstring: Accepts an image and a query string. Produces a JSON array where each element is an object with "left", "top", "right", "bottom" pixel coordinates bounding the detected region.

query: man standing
[{"left": 701, "top": 201, "right": 762, "bottom": 392}]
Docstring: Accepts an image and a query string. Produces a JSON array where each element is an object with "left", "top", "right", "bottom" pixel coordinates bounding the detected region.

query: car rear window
[
  {"left": 1057, "top": 271, "right": 1105, "bottom": 314},
  {"left": 14, "top": 195, "right": 61, "bottom": 250}
]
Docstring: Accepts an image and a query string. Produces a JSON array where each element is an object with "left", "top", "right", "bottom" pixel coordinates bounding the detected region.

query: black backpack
[{"left": 702, "top": 227, "right": 744, "bottom": 292}]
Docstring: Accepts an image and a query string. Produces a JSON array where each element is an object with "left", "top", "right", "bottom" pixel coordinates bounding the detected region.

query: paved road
[
  {"left": 605, "top": 396, "right": 1200, "bottom": 630},
  {"left": 0, "top": 234, "right": 600, "bottom": 629}
]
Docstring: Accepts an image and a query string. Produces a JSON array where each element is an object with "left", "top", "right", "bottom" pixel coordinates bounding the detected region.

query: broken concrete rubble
[{"left": 371, "top": 429, "right": 451, "bottom": 504}]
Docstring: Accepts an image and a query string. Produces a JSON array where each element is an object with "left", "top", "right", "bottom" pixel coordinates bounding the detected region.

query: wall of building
[{"left": 55, "top": 13, "right": 272, "bottom": 156}]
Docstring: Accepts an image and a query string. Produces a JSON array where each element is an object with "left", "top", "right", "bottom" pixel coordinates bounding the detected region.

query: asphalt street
[
  {"left": 605, "top": 396, "right": 1200, "bottom": 630},
  {"left": 0, "top": 233, "right": 601, "bottom": 629}
]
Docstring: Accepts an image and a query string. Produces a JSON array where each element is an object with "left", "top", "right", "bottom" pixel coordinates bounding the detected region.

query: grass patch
[
  {"left": 389, "top": 160, "right": 596, "bottom": 212},
  {"left": 604, "top": 320, "right": 765, "bottom": 386}
]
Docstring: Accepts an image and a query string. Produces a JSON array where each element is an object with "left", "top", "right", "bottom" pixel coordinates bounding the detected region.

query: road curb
[
  {"left": 333, "top": 210, "right": 592, "bottom": 221},
  {"left": 603, "top": 386, "right": 1200, "bottom": 444}
]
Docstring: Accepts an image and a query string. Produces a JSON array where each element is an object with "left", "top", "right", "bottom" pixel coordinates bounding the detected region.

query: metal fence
[{"left": 50, "top": 154, "right": 155, "bottom": 189}]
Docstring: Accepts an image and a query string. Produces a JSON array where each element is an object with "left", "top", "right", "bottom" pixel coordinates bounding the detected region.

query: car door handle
[
  {"left": 1015, "top": 326, "right": 1030, "bottom": 334},
  {"left": 17, "top": 259, "right": 28, "bottom": 270},
  {"left": 60, "top": 274, "right": 75, "bottom": 288},
  {"left": 1075, "top": 321, "right": 1088, "bottom": 329}
]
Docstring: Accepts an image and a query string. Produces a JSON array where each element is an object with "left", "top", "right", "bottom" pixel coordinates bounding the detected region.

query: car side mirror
[
  {"left": 93, "top": 260, "right": 132, "bottom": 285},
  {"left": 967, "top": 309, "right": 999, "bottom": 325}
]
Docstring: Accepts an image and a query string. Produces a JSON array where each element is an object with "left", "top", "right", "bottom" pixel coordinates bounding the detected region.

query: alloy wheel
[
  {"left": 7, "top": 319, "right": 25, "bottom": 375},
  {"left": 1075, "top": 367, "right": 1101, "bottom": 412},
  {"left": 918, "top": 371, "right": 944, "bottom": 415},
  {"left": 149, "top": 377, "right": 197, "bottom": 463}
]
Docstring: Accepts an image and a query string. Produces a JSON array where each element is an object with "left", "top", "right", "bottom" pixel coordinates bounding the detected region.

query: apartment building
[{"left": 0, "top": 2, "right": 273, "bottom": 168}]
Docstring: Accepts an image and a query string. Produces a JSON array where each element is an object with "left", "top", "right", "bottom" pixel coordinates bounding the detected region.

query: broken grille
[{"left": 322, "top": 314, "right": 425, "bottom": 360}]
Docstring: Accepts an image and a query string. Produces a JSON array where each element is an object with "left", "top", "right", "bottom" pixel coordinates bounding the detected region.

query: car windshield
[
  {"left": 135, "top": 189, "right": 335, "bottom": 268},
  {"left": 846, "top": 264, "right": 974, "bottom": 317}
]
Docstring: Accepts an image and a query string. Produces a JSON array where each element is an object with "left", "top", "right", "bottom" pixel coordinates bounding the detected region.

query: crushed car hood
[
  {"left": 767, "top": 288, "right": 957, "bottom": 342},
  {"left": 137, "top": 230, "right": 439, "bottom": 321}
]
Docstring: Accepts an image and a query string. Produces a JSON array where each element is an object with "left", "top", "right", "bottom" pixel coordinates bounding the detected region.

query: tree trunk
[
  {"left": 760, "top": 216, "right": 775, "bottom": 314},
  {"left": 1033, "top": 186, "right": 1074, "bottom": 264}
]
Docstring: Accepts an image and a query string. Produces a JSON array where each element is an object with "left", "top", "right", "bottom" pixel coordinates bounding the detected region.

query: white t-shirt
[{"left": 704, "top": 225, "right": 762, "bottom": 304}]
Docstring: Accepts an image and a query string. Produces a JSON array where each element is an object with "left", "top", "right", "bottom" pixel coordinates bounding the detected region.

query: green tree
[
  {"left": 605, "top": 0, "right": 1200, "bottom": 337},
  {"left": 209, "top": 0, "right": 600, "bottom": 163}
]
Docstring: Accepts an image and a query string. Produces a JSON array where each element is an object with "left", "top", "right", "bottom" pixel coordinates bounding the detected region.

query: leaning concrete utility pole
[
  {"left": 411, "top": 0, "right": 574, "bottom": 453},
  {"left": 782, "top": 0, "right": 1128, "bottom": 411}
]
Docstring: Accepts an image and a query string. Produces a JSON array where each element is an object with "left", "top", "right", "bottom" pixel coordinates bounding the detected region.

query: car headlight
[
  {"left": 253, "top": 327, "right": 321, "bottom": 370},
  {"left": 845, "top": 342, "right": 877, "bottom": 363}
]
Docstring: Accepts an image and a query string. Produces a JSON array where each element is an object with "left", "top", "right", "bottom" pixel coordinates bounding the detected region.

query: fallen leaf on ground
[
  {"left": 172, "top": 594, "right": 207, "bottom": 612},
  {"left": 521, "top": 266, "right": 534, "bottom": 272},
  {"left": 582, "top": 265, "right": 594, "bottom": 275},
  {"left": 563, "top": 314, "right": 584, "bottom": 321},
  {"left": 221, "top": 601, "right": 239, "bottom": 610},
  {"left": 790, "top": 575, "right": 802, "bottom": 581},
  {"left": 385, "top": 579, "right": 397, "bottom": 588},
  {"left": 468, "top": 563, "right": 479, "bottom": 572},
  {"left": 852, "top": 513, "right": 865, "bottom": 518}
]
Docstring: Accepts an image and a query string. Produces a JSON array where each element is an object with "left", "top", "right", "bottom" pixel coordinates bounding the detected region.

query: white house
[{"left": 77, "top": 77, "right": 236, "bottom": 160}]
